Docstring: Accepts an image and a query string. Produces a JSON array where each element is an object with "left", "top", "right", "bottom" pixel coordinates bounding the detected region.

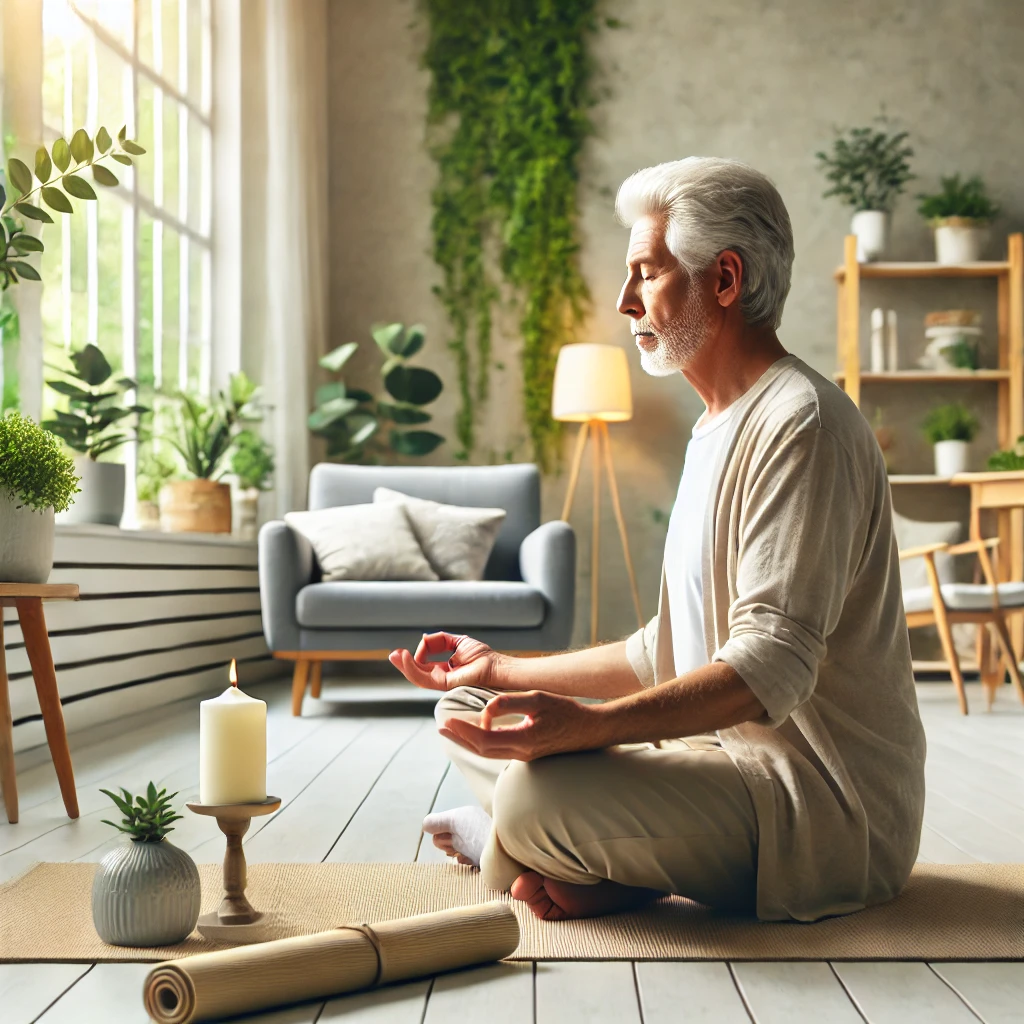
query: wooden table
[{"left": 0, "top": 583, "right": 81, "bottom": 824}]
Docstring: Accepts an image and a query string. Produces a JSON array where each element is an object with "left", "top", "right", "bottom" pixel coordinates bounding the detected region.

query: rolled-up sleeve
[
  {"left": 626, "top": 613, "right": 659, "bottom": 688},
  {"left": 713, "top": 426, "right": 865, "bottom": 727}
]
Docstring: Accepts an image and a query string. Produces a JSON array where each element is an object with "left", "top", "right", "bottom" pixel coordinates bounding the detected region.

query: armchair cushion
[
  {"left": 296, "top": 580, "right": 546, "bottom": 630},
  {"left": 893, "top": 512, "right": 961, "bottom": 591}
]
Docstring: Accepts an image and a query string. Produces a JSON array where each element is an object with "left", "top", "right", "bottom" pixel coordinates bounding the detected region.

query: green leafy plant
[
  {"left": 916, "top": 174, "right": 1000, "bottom": 224},
  {"left": 816, "top": 119, "right": 914, "bottom": 212},
  {"left": 0, "top": 411, "right": 79, "bottom": 512},
  {"left": 42, "top": 343, "right": 147, "bottom": 460},
  {"left": 309, "top": 322, "right": 445, "bottom": 461},
  {"left": 422, "top": 1, "right": 600, "bottom": 468},
  {"left": 100, "top": 782, "right": 182, "bottom": 843},
  {"left": 231, "top": 430, "right": 275, "bottom": 490},
  {"left": 136, "top": 446, "right": 179, "bottom": 503},
  {"left": 987, "top": 436, "right": 1024, "bottom": 471},
  {"left": 944, "top": 337, "right": 979, "bottom": 370},
  {"left": 1, "top": 126, "right": 145, "bottom": 289},
  {"left": 922, "top": 402, "right": 979, "bottom": 444}
]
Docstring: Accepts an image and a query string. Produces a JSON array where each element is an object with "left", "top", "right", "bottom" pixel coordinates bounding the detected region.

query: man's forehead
[{"left": 626, "top": 217, "right": 666, "bottom": 264}]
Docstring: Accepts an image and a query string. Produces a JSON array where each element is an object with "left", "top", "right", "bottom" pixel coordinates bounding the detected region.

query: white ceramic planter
[
  {"left": 58, "top": 458, "right": 125, "bottom": 526},
  {"left": 851, "top": 210, "right": 887, "bottom": 262},
  {"left": 233, "top": 487, "right": 260, "bottom": 541},
  {"left": 92, "top": 838, "right": 201, "bottom": 946},
  {"left": 0, "top": 489, "right": 54, "bottom": 583},
  {"left": 934, "top": 439, "right": 970, "bottom": 478},
  {"left": 934, "top": 220, "right": 985, "bottom": 264}
]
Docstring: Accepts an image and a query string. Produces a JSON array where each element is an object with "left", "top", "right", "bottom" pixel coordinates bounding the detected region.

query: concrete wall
[{"left": 326, "top": 0, "right": 1024, "bottom": 646}]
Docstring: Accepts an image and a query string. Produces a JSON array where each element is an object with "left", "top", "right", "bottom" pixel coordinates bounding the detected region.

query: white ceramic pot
[
  {"left": 934, "top": 439, "right": 970, "bottom": 478},
  {"left": 233, "top": 487, "right": 260, "bottom": 541},
  {"left": 934, "top": 219, "right": 985, "bottom": 265},
  {"left": 92, "top": 838, "right": 201, "bottom": 946},
  {"left": 58, "top": 458, "right": 125, "bottom": 526},
  {"left": 851, "top": 210, "right": 888, "bottom": 262},
  {"left": 0, "top": 489, "right": 54, "bottom": 583}
]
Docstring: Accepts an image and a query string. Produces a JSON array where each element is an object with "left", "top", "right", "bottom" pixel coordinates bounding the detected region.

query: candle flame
[{"left": 229, "top": 659, "right": 238, "bottom": 687}]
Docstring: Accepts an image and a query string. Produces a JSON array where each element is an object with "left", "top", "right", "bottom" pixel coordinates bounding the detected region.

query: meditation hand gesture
[{"left": 389, "top": 631, "right": 501, "bottom": 692}]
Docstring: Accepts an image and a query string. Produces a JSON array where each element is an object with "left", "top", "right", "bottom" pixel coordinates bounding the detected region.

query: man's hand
[
  {"left": 440, "top": 690, "right": 610, "bottom": 761},
  {"left": 389, "top": 632, "right": 502, "bottom": 692}
]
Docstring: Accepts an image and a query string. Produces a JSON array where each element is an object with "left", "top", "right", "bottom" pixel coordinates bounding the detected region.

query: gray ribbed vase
[{"left": 92, "top": 839, "right": 201, "bottom": 946}]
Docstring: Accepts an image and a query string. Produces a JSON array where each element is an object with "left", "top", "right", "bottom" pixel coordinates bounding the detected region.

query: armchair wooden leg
[
  {"left": 291, "top": 659, "right": 310, "bottom": 717},
  {"left": 933, "top": 604, "right": 968, "bottom": 715},
  {"left": 16, "top": 599, "right": 79, "bottom": 819},
  {"left": 309, "top": 661, "right": 323, "bottom": 700},
  {"left": 0, "top": 620, "right": 18, "bottom": 824},
  {"left": 991, "top": 616, "right": 1024, "bottom": 708}
]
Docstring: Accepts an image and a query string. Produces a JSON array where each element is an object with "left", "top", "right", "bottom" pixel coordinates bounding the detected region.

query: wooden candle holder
[{"left": 187, "top": 796, "right": 281, "bottom": 943}]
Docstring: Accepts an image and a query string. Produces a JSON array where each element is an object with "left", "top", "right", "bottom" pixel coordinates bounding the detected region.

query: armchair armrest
[
  {"left": 520, "top": 519, "right": 576, "bottom": 647},
  {"left": 258, "top": 520, "right": 315, "bottom": 652},
  {"left": 946, "top": 537, "right": 1000, "bottom": 557},
  {"left": 898, "top": 542, "right": 949, "bottom": 561}
]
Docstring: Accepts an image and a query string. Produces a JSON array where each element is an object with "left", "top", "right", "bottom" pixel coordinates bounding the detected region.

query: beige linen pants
[{"left": 436, "top": 686, "right": 759, "bottom": 911}]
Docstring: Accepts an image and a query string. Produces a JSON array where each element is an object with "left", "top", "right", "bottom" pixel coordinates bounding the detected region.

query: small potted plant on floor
[
  {"left": 922, "top": 402, "right": 979, "bottom": 478},
  {"left": 43, "top": 343, "right": 147, "bottom": 526},
  {"left": 92, "top": 782, "right": 200, "bottom": 947},
  {"left": 816, "top": 119, "right": 914, "bottom": 262},
  {"left": 230, "top": 429, "right": 275, "bottom": 540},
  {"left": 916, "top": 174, "right": 999, "bottom": 265},
  {"left": 0, "top": 412, "right": 79, "bottom": 582}
]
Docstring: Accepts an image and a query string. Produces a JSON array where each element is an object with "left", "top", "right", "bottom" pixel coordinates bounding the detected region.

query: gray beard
[{"left": 635, "top": 300, "right": 712, "bottom": 377}]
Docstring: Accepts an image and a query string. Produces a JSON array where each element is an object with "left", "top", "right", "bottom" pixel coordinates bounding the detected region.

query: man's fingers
[
  {"left": 440, "top": 719, "right": 524, "bottom": 760},
  {"left": 389, "top": 649, "right": 444, "bottom": 691},
  {"left": 481, "top": 690, "right": 544, "bottom": 730},
  {"left": 414, "top": 632, "right": 464, "bottom": 664}
]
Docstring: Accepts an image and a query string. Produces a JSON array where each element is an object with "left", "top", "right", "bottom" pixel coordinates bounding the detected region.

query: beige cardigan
[{"left": 627, "top": 356, "right": 926, "bottom": 922}]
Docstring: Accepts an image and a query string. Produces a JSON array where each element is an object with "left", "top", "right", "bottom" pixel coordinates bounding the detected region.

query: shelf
[
  {"left": 834, "top": 370, "right": 1010, "bottom": 383},
  {"left": 834, "top": 260, "right": 1010, "bottom": 281},
  {"left": 887, "top": 474, "right": 954, "bottom": 485}
]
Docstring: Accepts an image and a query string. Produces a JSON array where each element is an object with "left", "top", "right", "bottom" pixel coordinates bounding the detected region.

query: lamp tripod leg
[
  {"left": 561, "top": 421, "right": 590, "bottom": 522},
  {"left": 600, "top": 422, "right": 644, "bottom": 629}
]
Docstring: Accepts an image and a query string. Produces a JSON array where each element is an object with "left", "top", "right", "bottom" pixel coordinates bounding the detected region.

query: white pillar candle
[{"left": 199, "top": 662, "right": 267, "bottom": 805}]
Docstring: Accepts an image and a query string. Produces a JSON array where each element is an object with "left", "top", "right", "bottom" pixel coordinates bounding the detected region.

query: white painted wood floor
[{"left": 2, "top": 679, "right": 1022, "bottom": 1024}]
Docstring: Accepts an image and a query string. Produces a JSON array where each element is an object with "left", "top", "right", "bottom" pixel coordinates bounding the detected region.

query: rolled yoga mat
[{"left": 143, "top": 900, "right": 519, "bottom": 1024}]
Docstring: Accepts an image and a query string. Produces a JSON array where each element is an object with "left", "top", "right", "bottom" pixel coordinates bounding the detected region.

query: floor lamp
[{"left": 552, "top": 343, "right": 644, "bottom": 644}]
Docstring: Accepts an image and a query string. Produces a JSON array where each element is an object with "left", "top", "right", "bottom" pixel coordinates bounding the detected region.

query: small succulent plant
[{"left": 100, "top": 782, "right": 183, "bottom": 843}]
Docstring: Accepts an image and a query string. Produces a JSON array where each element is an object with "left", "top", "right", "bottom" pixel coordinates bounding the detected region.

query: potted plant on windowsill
[
  {"left": 0, "top": 412, "right": 79, "bottom": 582},
  {"left": 43, "top": 343, "right": 147, "bottom": 526},
  {"left": 230, "top": 429, "right": 274, "bottom": 540},
  {"left": 917, "top": 174, "right": 999, "bottom": 265},
  {"left": 136, "top": 445, "right": 179, "bottom": 530},
  {"left": 923, "top": 402, "right": 979, "bottom": 478},
  {"left": 816, "top": 119, "right": 914, "bottom": 262}
]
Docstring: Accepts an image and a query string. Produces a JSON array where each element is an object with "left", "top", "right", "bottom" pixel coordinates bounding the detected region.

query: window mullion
[
  {"left": 86, "top": 26, "right": 99, "bottom": 349},
  {"left": 151, "top": 0, "right": 164, "bottom": 389},
  {"left": 61, "top": 35, "right": 73, "bottom": 351},
  {"left": 178, "top": 0, "right": 189, "bottom": 391}
]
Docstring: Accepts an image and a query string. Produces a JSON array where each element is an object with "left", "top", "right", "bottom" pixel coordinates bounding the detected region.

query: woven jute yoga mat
[{"left": 2, "top": 861, "right": 1021, "bottom": 963}]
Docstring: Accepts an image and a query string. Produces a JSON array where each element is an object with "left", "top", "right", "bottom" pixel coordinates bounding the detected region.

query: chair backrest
[
  {"left": 892, "top": 511, "right": 961, "bottom": 591},
  {"left": 307, "top": 462, "right": 540, "bottom": 581}
]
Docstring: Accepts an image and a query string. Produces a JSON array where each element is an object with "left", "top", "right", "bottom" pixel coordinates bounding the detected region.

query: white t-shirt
[{"left": 664, "top": 362, "right": 788, "bottom": 677}]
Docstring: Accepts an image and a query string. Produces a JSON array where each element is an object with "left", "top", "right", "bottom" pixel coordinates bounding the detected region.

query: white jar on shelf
[
  {"left": 933, "top": 439, "right": 970, "bottom": 478},
  {"left": 851, "top": 210, "right": 888, "bottom": 262}
]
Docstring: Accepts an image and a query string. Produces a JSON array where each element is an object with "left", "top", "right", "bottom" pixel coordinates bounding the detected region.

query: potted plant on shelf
[
  {"left": 160, "top": 372, "right": 261, "bottom": 534},
  {"left": 135, "top": 446, "right": 179, "bottom": 530},
  {"left": 308, "top": 322, "right": 445, "bottom": 461},
  {"left": 986, "top": 437, "right": 1024, "bottom": 471},
  {"left": 42, "top": 343, "right": 147, "bottom": 526},
  {"left": 230, "top": 429, "right": 275, "bottom": 540},
  {"left": 816, "top": 119, "right": 914, "bottom": 262},
  {"left": 92, "top": 782, "right": 200, "bottom": 947},
  {"left": 0, "top": 412, "right": 79, "bottom": 582},
  {"left": 922, "top": 402, "right": 979, "bottom": 478},
  {"left": 916, "top": 174, "right": 999, "bottom": 265}
]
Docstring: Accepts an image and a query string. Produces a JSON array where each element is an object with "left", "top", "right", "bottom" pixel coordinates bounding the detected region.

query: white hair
[{"left": 615, "top": 157, "right": 795, "bottom": 330}]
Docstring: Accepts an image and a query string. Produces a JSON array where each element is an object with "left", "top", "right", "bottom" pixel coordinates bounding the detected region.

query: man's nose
[{"left": 617, "top": 279, "right": 644, "bottom": 318}]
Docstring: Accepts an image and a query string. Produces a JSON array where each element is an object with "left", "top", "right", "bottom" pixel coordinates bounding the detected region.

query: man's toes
[{"left": 510, "top": 870, "right": 546, "bottom": 902}]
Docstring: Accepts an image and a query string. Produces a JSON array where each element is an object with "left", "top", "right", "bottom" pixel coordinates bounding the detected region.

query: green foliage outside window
[
  {"left": 136, "top": 445, "right": 179, "bottom": 503},
  {"left": 922, "top": 402, "right": 979, "bottom": 445},
  {"left": 816, "top": 119, "right": 914, "bottom": 212},
  {"left": 916, "top": 174, "right": 1000, "bottom": 224},
  {"left": 231, "top": 430, "right": 275, "bottom": 491},
  {"left": 422, "top": 0, "right": 601, "bottom": 469},
  {"left": 0, "top": 410, "right": 79, "bottom": 512}
]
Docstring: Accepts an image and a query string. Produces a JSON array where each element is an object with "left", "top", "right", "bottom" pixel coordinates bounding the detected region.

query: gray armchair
[{"left": 259, "top": 462, "right": 576, "bottom": 714}]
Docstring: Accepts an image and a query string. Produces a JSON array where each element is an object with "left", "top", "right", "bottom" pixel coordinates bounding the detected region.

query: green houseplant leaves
[{"left": 816, "top": 119, "right": 914, "bottom": 213}]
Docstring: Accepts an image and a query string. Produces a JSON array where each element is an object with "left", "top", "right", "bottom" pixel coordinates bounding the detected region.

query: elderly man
[{"left": 389, "top": 157, "right": 926, "bottom": 923}]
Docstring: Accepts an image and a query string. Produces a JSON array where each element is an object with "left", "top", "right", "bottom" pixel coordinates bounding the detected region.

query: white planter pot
[
  {"left": 0, "top": 489, "right": 54, "bottom": 583},
  {"left": 934, "top": 439, "right": 970, "bottom": 478},
  {"left": 233, "top": 487, "right": 260, "bottom": 541},
  {"left": 851, "top": 210, "right": 888, "bottom": 262},
  {"left": 58, "top": 458, "right": 125, "bottom": 526},
  {"left": 934, "top": 220, "right": 985, "bottom": 265}
]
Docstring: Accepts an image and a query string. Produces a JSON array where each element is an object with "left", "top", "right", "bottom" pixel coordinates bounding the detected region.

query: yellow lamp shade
[{"left": 551, "top": 343, "right": 633, "bottom": 422}]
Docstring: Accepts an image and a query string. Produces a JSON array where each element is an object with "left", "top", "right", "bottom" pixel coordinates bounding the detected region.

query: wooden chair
[
  {"left": 0, "top": 583, "right": 81, "bottom": 823},
  {"left": 901, "top": 539, "right": 1024, "bottom": 714}
]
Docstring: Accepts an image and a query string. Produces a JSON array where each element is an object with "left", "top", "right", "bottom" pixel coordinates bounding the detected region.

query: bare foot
[{"left": 510, "top": 870, "right": 663, "bottom": 921}]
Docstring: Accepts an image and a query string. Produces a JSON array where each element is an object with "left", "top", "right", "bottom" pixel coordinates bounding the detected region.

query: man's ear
[{"left": 715, "top": 249, "right": 744, "bottom": 310}]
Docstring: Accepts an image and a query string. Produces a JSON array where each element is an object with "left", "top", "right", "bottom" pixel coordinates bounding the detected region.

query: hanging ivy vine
[{"left": 422, "top": 0, "right": 600, "bottom": 470}]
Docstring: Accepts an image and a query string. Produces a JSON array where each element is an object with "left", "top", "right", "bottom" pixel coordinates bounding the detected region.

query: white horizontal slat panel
[
  {"left": 54, "top": 526, "right": 258, "bottom": 567},
  {"left": 11, "top": 658, "right": 278, "bottom": 753},
  {"left": 10, "top": 634, "right": 270, "bottom": 722},
  {"left": 3, "top": 613, "right": 264, "bottom": 676},
  {"left": 2, "top": 590, "right": 262, "bottom": 633},
  {"left": 48, "top": 565, "right": 258, "bottom": 594}
]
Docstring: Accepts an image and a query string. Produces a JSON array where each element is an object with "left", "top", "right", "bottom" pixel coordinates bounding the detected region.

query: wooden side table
[{"left": 0, "top": 583, "right": 81, "bottom": 824}]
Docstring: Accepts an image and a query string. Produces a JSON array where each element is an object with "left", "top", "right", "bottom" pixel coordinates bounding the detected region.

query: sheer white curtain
[{"left": 261, "top": 0, "right": 328, "bottom": 517}]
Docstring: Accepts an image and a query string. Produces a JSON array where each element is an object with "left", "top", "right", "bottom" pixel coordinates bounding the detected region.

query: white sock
[{"left": 422, "top": 806, "right": 492, "bottom": 866}]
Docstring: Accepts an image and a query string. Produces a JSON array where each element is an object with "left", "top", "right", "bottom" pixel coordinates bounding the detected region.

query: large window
[{"left": 40, "top": 0, "right": 212, "bottom": 409}]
